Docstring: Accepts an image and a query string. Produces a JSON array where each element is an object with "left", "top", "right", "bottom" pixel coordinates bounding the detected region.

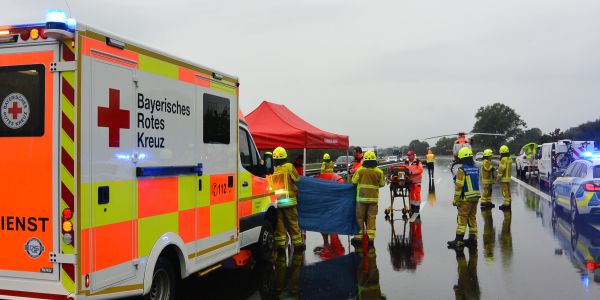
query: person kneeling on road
[
  {"left": 270, "top": 146, "right": 305, "bottom": 251},
  {"left": 480, "top": 149, "right": 495, "bottom": 208},
  {"left": 352, "top": 151, "right": 385, "bottom": 247},
  {"left": 497, "top": 145, "right": 512, "bottom": 211},
  {"left": 448, "top": 147, "right": 481, "bottom": 249}
]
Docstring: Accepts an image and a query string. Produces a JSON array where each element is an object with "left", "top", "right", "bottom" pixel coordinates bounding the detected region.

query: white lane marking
[{"left": 511, "top": 176, "right": 551, "bottom": 202}]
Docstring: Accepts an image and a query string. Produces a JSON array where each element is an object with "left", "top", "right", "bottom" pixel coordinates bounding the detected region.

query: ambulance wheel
[
  {"left": 255, "top": 220, "right": 274, "bottom": 262},
  {"left": 146, "top": 257, "right": 176, "bottom": 300}
]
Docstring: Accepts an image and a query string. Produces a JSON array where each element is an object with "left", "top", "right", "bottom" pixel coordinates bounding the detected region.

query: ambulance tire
[
  {"left": 146, "top": 257, "right": 176, "bottom": 300},
  {"left": 255, "top": 220, "right": 275, "bottom": 262}
]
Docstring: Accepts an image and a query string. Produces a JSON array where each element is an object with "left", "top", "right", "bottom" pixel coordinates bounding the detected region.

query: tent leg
[{"left": 303, "top": 148, "right": 307, "bottom": 176}]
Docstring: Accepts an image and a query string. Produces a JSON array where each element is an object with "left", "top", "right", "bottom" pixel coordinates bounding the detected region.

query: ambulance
[{"left": 0, "top": 10, "right": 277, "bottom": 300}]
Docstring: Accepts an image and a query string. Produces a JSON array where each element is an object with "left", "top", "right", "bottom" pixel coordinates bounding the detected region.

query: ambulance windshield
[{"left": 0, "top": 64, "right": 45, "bottom": 137}]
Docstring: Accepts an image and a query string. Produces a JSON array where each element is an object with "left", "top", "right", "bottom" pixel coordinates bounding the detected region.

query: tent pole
[{"left": 303, "top": 148, "right": 307, "bottom": 176}]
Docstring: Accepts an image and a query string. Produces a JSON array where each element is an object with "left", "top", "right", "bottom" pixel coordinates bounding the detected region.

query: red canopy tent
[
  {"left": 246, "top": 101, "right": 349, "bottom": 150},
  {"left": 246, "top": 101, "right": 350, "bottom": 174}
]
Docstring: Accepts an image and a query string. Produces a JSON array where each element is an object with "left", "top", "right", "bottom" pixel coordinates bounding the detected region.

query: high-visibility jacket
[
  {"left": 350, "top": 153, "right": 364, "bottom": 174},
  {"left": 454, "top": 164, "right": 480, "bottom": 202},
  {"left": 352, "top": 166, "right": 385, "bottom": 203},
  {"left": 426, "top": 153, "right": 435, "bottom": 163},
  {"left": 405, "top": 158, "right": 423, "bottom": 184},
  {"left": 320, "top": 161, "right": 334, "bottom": 174},
  {"left": 481, "top": 159, "right": 494, "bottom": 185},
  {"left": 497, "top": 156, "right": 512, "bottom": 183},
  {"left": 270, "top": 162, "right": 300, "bottom": 207}
]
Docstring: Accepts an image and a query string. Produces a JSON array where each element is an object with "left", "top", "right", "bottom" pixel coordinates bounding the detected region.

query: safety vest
[
  {"left": 269, "top": 162, "right": 299, "bottom": 207},
  {"left": 455, "top": 165, "right": 480, "bottom": 200},
  {"left": 481, "top": 159, "right": 494, "bottom": 185},
  {"left": 405, "top": 158, "right": 423, "bottom": 184},
  {"left": 352, "top": 166, "right": 384, "bottom": 203},
  {"left": 426, "top": 153, "right": 435, "bottom": 163},
  {"left": 498, "top": 156, "right": 512, "bottom": 183},
  {"left": 320, "top": 161, "right": 334, "bottom": 173}
]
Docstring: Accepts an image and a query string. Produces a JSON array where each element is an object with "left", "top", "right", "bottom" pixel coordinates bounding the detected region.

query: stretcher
[{"left": 385, "top": 165, "right": 410, "bottom": 217}]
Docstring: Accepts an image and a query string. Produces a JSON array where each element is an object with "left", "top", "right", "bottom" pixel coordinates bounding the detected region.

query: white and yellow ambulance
[{"left": 0, "top": 10, "right": 276, "bottom": 300}]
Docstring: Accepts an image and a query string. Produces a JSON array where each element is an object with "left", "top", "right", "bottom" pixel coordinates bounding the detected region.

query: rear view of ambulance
[{"left": 0, "top": 10, "right": 275, "bottom": 300}]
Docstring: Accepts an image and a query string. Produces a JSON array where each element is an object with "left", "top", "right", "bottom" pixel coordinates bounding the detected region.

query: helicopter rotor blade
[
  {"left": 423, "top": 134, "right": 459, "bottom": 140},
  {"left": 468, "top": 132, "right": 506, "bottom": 136}
]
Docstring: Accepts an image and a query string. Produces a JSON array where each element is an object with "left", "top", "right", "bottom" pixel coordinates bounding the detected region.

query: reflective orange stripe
[
  {"left": 197, "top": 206, "right": 210, "bottom": 239},
  {"left": 210, "top": 174, "right": 235, "bottom": 205},
  {"left": 91, "top": 220, "right": 136, "bottom": 272},
  {"left": 178, "top": 208, "right": 195, "bottom": 243},
  {"left": 178, "top": 66, "right": 210, "bottom": 88},
  {"left": 138, "top": 178, "right": 178, "bottom": 218},
  {"left": 81, "top": 36, "right": 139, "bottom": 68},
  {"left": 239, "top": 201, "right": 252, "bottom": 218}
]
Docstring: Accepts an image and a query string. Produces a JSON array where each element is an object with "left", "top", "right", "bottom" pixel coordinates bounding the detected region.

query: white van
[{"left": 538, "top": 140, "right": 595, "bottom": 187}]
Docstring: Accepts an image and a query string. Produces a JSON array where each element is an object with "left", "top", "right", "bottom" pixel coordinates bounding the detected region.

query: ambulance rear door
[{"left": 0, "top": 42, "right": 60, "bottom": 281}]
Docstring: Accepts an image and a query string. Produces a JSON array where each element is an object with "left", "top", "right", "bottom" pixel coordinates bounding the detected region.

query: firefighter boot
[
  {"left": 447, "top": 234, "right": 465, "bottom": 249},
  {"left": 463, "top": 234, "right": 477, "bottom": 247}
]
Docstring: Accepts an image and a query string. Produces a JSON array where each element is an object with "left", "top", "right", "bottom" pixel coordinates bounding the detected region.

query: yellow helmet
[
  {"left": 323, "top": 153, "right": 330, "bottom": 160},
  {"left": 273, "top": 146, "right": 287, "bottom": 159},
  {"left": 499, "top": 145, "right": 509, "bottom": 154},
  {"left": 483, "top": 149, "right": 493, "bottom": 157},
  {"left": 364, "top": 151, "right": 377, "bottom": 161},
  {"left": 458, "top": 147, "right": 473, "bottom": 159}
]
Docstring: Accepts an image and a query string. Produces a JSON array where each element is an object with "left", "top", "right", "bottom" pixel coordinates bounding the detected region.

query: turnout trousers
[
  {"left": 274, "top": 206, "right": 303, "bottom": 248},
  {"left": 501, "top": 182, "right": 511, "bottom": 205},
  {"left": 354, "top": 202, "right": 378, "bottom": 241},
  {"left": 480, "top": 184, "right": 493, "bottom": 204},
  {"left": 456, "top": 200, "right": 479, "bottom": 235}
]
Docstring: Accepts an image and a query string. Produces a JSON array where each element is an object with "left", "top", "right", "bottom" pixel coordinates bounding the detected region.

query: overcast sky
[{"left": 4, "top": 0, "right": 600, "bottom": 147}]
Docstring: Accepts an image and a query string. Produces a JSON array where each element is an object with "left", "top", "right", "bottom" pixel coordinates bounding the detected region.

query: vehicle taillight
[
  {"left": 40, "top": 28, "right": 47, "bottom": 39},
  {"left": 20, "top": 29, "right": 29, "bottom": 41},
  {"left": 62, "top": 208, "right": 73, "bottom": 220},
  {"left": 586, "top": 261, "right": 595, "bottom": 270},
  {"left": 62, "top": 220, "right": 73, "bottom": 232},
  {"left": 584, "top": 183, "right": 600, "bottom": 192},
  {"left": 0, "top": 30, "right": 9, "bottom": 36},
  {"left": 62, "top": 208, "right": 74, "bottom": 244},
  {"left": 85, "top": 274, "right": 90, "bottom": 287},
  {"left": 30, "top": 28, "right": 39, "bottom": 40}
]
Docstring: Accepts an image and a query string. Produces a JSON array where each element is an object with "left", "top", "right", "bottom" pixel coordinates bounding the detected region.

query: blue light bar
[
  {"left": 66, "top": 18, "right": 76, "bottom": 30},
  {"left": 583, "top": 151, "right": 593, "bottom": 157},
  {"left": 46, "top": 10, "right": 67, "bottom": 23}
]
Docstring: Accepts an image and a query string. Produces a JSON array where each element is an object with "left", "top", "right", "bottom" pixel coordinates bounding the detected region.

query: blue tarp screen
[{"left": 297, "top": 176, "right": 359, "bottom": 235}]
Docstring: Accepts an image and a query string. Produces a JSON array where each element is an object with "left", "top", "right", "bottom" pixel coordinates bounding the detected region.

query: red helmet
[{"left": 407, "top": 150, "right": 415, "bottom": 156}]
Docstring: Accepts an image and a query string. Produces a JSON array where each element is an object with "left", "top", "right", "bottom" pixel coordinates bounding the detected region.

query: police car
[{"left": 552, "top": 153, "right": 600, "bottom": 221}]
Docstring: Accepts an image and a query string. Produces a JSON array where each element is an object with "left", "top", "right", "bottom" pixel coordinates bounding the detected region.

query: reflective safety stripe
[{"left": 269, "top": 171, "right": 297, "bottom": 207}]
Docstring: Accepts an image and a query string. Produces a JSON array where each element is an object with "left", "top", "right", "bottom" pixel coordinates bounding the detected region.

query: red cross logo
[
  {"left": 8, "top": 101, "right": 22, "bottom": 120},
  {"left": 98, "top": 88, "right": 130, "bottom": 148}
]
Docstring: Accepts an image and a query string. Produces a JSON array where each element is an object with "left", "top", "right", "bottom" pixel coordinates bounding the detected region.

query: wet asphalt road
[{"left": 177, "top": 157, "right": 600, "bottom": 299}]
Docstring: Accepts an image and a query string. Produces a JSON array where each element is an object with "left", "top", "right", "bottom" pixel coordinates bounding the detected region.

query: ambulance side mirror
[{"left": 264, "top": 153, "right": 274, "bottom": 175}]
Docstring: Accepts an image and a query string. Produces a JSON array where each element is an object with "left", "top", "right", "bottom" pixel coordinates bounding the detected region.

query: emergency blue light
[
  {"left": 583, "top": 151, "right": 592, "bottom": 157},
  {"left": 46, "top": 10, "right": 67, "bottom": 23},
  {"left": 66, "top": 18, "right": 77, "bottom": 30}
]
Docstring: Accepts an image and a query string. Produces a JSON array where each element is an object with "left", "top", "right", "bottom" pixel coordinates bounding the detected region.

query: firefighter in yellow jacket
[
  {"left": 448, "top": 147, "right": 480, "bottom": 249},
  {"left": 352, "top": 151, "right": 385, "bottom": 246},
  {"left": 270, "top": 146, "right": 305, "bottom": 250},
  {"left": 320, "top": 153, "right": 334, "bottom": 174},
  {"left": 497, "top": 145, "right": 513, "bottom": 211},
  {"left": 480, "top": 149, "right": 495, "bottom": 209}
]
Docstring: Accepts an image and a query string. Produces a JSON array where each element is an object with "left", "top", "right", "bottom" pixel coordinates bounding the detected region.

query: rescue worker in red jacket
[
  {"left": 350, "top": 146, "right": 364, "bottom": 175},
  {"left": 405, "top": 150, "right": 424, "bottom": 215},
  {"left": 270, "top": 146, "right": 305, "bottom": 251}
]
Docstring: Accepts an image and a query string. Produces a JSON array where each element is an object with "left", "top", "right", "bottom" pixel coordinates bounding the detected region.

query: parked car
[
  {"left": 516, "top": 143, "right": 539, "bottom": 179},
  {"left": 551, "top": 157, "right": 600, "bottom": 221},
  {"left": 538, "top": 140, "right": 595, "bottom": 188},
  {"left": 334, "top": 155, "right": 354, "bottom": 172},
  {"left": 385, "top": 156, "right": 399, "bottom": 163}
]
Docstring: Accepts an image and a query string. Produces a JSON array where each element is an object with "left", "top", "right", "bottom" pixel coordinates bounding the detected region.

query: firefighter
[
  {"left": 405, "top": 150, "right": 423, "bottom": 215},
  {"left": 480, "top": 149, "right": 495, "bottom": 208},
  {"left": 271, "top": 146, "right": 305, "bottom": 250},
  {"left": 350, "top": 146, "right": 364, "bottom": 175},
  {"left": 425, "top": 149, "right": 435, "bottom": 180},
  {"left": 352, "top": 151, "right": 385, "bottom": 246},
  {"left": 497, "top": 145, "right": 512, "bottom": 211},
  {"left": 320, "top": 153, "right": 334, "bottom": 174},
  {"left": 447, "top": 147, "right": 481, "bottom": 249}
]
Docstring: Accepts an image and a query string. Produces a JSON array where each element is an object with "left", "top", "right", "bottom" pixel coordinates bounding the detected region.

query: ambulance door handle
[
  {"left": 98, "top": 186, "right": 109, "bottom": 205},
  {"left": 242, "top": 181, "right": 249, "bottom": 188}
]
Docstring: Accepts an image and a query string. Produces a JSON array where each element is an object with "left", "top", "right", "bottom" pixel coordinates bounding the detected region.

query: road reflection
[
  {"left": 452, "top": 245, "right": 480, "bottom": 299},
  {"left": 481, "top": 208, "right": 495, "bottom": 265},
  {"left": 386, "top": 217, "right": 424, "bottom": 272},
  {"left": 499, "top": 210, "right": 513, "bottom": 269}
]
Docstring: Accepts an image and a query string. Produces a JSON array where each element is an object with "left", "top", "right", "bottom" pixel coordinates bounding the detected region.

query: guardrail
[{"left": 304, "top": 161, "right": 403, "bottom": 177}]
